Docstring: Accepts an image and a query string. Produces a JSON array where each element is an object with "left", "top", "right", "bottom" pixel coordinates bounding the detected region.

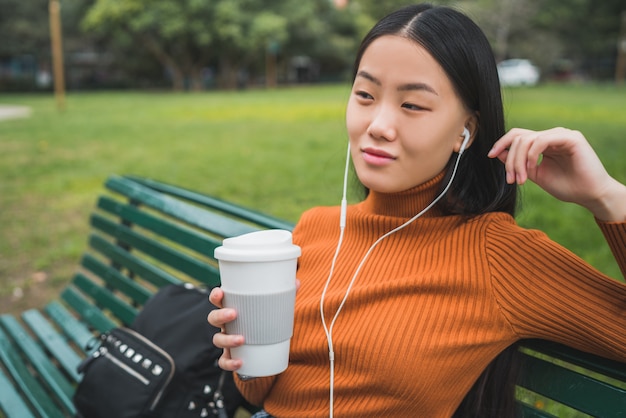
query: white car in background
[{"left": 497, "top": 59, "right": 540, "bottom": 86}]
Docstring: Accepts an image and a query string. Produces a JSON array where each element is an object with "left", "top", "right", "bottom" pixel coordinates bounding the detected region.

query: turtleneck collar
[{"left": 357, "top": 171, "right": 446, "bottom": 218}]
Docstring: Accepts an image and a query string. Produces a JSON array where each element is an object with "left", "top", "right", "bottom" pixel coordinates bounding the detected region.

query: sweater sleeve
[
  {"left": 597, "top": 220, "right": 626, "bottom": 278},
  {"left": 234, "top": 375, "right": 277, "bottom": 407},
  {"left": 485, "top": 218, "right": 626, "bottom": 362}
]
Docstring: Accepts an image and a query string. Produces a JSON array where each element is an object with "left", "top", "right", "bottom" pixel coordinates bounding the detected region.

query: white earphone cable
[
  {"left": 319, "top": 143, "right": 351, "bottom": 416},
  {"left": 320, "top": 138, "right": 467, "bottom": 417}
]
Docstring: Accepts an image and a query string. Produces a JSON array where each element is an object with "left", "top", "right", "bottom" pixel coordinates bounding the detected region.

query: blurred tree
[
  {"left": 82, "top": 0, "right": 363, "bottom": 90},
  {"left": 464, "top": 0, "right": 537, "bottom": 62},
  {"left": 83, "top": 0, "right": 219, "bottom": 90},
  {"left": 466, "top": 0, "right": 624, "bottom": 80},
  {"left": 0, "top": 0, "right": 97, "bottom": 90},
  {"left": 207, "top": 0, "right": 289, "bottom": 88},
  {"left": 0, "top": 0, "right": 50, "bottom": 89},
  {"left": 278, "top": 0, "right": 364, "bottom": 81},
  {"left": 532, "top": 0, "right": 625, "bottom": 79},
  {"left": 2, "top": 0, "right": 622, "bottom": 90},
  {"left": 0, "top": 0, "right": 49, "bottom": 57}
]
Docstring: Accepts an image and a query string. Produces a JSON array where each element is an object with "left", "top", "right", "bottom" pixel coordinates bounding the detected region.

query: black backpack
[{"left": 73, "top": 283, "right": 247, "bottom": 418}]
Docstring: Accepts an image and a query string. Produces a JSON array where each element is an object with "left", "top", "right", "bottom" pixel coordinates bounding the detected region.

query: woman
[{"left": 209, "top": 4, "right": 626, "bottom": 417}]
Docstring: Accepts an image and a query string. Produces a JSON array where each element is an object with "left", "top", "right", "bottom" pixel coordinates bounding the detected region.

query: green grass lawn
[{"left": 0, "top": 83, "right": 624, "bottom": 314}]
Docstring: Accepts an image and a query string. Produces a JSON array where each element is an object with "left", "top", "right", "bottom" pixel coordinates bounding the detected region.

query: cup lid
[{"left": 214, "top": 229, "right": 301, "bottom": 262}]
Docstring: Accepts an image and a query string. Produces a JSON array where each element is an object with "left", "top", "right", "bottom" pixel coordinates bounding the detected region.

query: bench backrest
[
  {"left": 66, "top": 175, "right": 294, "bottom": 333},
  {"left": 518, "top": 339, "right": 626, "bottom": 417}
]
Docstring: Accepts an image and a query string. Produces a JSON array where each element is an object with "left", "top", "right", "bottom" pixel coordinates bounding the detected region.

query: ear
[{"left": 453, "top": 114, "right": 479, "bottom": 153}]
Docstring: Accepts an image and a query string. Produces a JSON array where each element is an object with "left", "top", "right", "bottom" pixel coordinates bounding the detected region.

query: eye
[
  {"left": 401, "top": 102, "right": 424, "bottom": 111},
  {"left": 355, "top": 90, "right": 373, "bottom": 100}
]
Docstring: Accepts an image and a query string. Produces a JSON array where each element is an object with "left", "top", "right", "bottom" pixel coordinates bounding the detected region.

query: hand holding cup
[{"left": 208, "top": 287, "right": 245, "bottom": 371}]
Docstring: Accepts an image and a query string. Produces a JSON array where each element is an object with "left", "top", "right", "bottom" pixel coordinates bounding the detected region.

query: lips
[{"left": 361, "top": 147, "right": 396, "bottom": 166}]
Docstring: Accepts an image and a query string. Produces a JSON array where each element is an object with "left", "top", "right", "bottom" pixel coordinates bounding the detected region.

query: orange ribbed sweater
[{"left": 236, "top": 175, "right": 626, "bottom": 417}]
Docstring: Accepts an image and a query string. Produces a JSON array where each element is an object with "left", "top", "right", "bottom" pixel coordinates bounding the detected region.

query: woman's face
[{"left": 346, "top": 35, "right": 473, "bottom": 194}]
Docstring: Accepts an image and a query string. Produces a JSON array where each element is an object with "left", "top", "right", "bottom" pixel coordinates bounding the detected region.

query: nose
[{"left": 366, "top": 104, "right": 397, "bottom": 141}]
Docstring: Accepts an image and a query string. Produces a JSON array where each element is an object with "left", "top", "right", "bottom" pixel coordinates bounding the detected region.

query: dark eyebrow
[
  {"left": 356, "top": 70, "right": 381, "bottom": 85},
  {"left": 397, "top": 82, "right": 438, "bottom": 95},
  {"left": 356, "top": 70, "right": 438, "bottom": 96}
]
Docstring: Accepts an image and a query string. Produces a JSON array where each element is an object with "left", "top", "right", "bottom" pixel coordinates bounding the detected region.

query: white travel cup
[{"left": 214, "top": 229, "right": 301, "bottom": 377}]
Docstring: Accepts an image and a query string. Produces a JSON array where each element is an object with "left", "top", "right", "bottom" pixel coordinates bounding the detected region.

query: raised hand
[{"left": 488, "top": 127, "right": 626, "bottom": 222}]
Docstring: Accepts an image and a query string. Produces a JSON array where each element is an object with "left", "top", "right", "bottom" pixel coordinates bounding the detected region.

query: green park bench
[{"left": 0, "top": 175, "right": 624, "bottom": 417}]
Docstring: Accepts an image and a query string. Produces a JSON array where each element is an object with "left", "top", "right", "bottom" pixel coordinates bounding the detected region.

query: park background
[{"left": 1, "top": 0, "right": 625, "bottom": 315}]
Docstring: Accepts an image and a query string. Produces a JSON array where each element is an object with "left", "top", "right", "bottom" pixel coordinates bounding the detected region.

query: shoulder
[
  {"left": 470, "top": 211, "right": 548, "bottom": 244},
  {"left": 462, "top": 212, "right": 556, "bottom": 267},
  {"left": 296, "top": 206, "right": 341, "bottom": 227},
  {"left": 293, "top": 206, "right": 341, "bottom": 243},
  {"left": 473, "top": 212, "right": 589, "bottom": 280}
]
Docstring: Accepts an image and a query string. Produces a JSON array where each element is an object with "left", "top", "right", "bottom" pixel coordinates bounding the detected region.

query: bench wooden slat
[
  {"left": 60, "top": 286, "right": 116, "bottom": 333},
  {"left": 522, "top": 338, "right": 626, "bottom": 382},
  {"left": 106, "top": 175, "right": 259, "bottom": 238},
  {"left": 72, "top": 274, "right": 138, "bottom": 326},
  {"left": 0, "top": 325, "right": 67, "bottom": 418},
  {"left": 519, "top": 350, "right": 626, "bottom": 416},
  {"left": 0, "top": 317, "right": 75, "bottom": 416},
  {"left": 88, "top": 234, "right": 182, "bottom": 288},
  {"left": 97, "top": 195, "right": 221, "bottom": 257},
  {"left": 44, "top": 301, "right": 96, "bottom": 355},
  {"left": 21, "top": 310, "right": 82, "bottom": 383},
  {"left": 518, "top": 403, "right": 558, "bottom": 418},
  {"left": 90, "top": 213, "right": 219, "bottom": 284},
  {"left": 126, "top": 175, "right": 295, "bottom": 231},
  {"left": 81, "top": 253, "right": 152, "bottom": 305},
  {"left": 0, "top": 368, "right": 36, "bottom": 418}
]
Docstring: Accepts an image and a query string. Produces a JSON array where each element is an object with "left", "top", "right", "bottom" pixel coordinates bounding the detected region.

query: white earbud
[{"left": 459, "top": 127, "right": 471, "bottom": 155}]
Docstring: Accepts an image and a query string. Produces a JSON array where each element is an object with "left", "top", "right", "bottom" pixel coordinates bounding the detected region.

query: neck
[{"left": 359, "top": 172, "right": 446, "bottom": 218}]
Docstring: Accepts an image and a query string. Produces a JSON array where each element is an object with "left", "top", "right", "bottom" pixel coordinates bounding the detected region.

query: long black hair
[
  {"left": 353, "top": 3, "right": 518, "bottom": 217},
  {"left": 352, "top": 4, "right": 522, "bottom": 417}
]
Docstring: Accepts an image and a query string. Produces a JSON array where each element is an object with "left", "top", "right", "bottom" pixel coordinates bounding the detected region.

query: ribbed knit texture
[{"left": 237, "top": 175, "right": 626, "bottom": 417}]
